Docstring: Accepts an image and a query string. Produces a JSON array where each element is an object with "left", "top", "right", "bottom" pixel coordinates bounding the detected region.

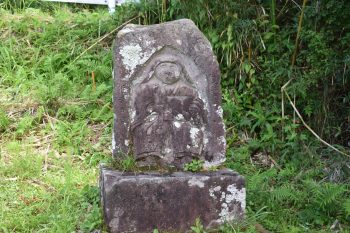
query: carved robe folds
[{"left": 132, "top": 61, "right": 207, "bottom": 167}]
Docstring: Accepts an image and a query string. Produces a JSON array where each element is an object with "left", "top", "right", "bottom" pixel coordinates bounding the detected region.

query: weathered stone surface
[
  {"left": 100, "top": 167, "right": 245, "bottom": 233},
  {"left": 112, "top": 19, "right": 226, "bottom": 169}
]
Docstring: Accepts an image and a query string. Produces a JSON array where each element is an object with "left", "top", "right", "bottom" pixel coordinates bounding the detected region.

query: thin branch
[
  {"left": 70, "top": 16, "right": 139, "bottom": 64},
  {"left": 279, "top": 0, "right": 348, "bottom": 159},
  {"left": 291, "top": 0, "right": 302, "bottom": 11},
  {"left": 284, "top": 90, "right": 350, "bottom": 159}
]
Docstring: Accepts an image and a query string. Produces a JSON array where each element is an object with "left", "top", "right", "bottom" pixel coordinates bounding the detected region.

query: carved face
[{"left": 154, "top": 62, "right": 182, "bottom": 84}]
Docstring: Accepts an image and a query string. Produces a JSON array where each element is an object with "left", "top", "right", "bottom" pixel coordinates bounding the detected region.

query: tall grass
[
  {"left": 0, "top": 0, "right": 41, "bottom": 11},
  {"left": 0, "top": 6, "right": 118, "bottom": 232}
]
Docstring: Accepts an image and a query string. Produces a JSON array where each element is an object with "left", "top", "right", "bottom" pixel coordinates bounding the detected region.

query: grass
[
  {"left": 0, "top": 2, "right": 349, "bottom": 233},
  {"left": 0, "top": 6, "right": 114, "bottom": 232}
]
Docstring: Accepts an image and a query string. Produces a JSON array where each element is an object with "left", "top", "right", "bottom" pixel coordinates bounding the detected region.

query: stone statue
[
  {"left": 131, "top": 61, "right": 206, "bottom": 168},
  {"left": 101, "top": 19, "right": 245, "bottom": 233},
  {"left": 113, "top": 40, "right": 227, "bottom": 169}
]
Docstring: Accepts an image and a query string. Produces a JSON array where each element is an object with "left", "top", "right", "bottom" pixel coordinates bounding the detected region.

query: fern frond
[
  {"left": 343, "top": 198, "right": 350, "bottom": 217},
  {"left": 270, "top": 184, "right": 299, "bottom": 204}
]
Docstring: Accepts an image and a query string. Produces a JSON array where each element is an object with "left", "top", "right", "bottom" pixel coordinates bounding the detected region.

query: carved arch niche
[{"left": 128, "top": 46, "right": 211, "bottom": 168}]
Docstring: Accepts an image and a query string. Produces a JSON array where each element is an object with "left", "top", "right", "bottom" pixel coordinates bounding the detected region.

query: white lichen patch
[
  {"left": 145, "top": 38, "right": 155, "bottom": 46},
  {"left": 190, "top": 127, "right": 200, "bottom": 140},
  {"left": 175, "top": 114, "right": 184, "bottom": 121},
  {"left": 112, "top": 131, "right": 116, "bottom": 151},
  {"left": 227, "top": 185, "right": 246, "bottom": 210},
  {"left": 209, "top": 191, "right": 216, "bottom": 199},
  {"left": 209, "top": 185, "right": 222, "bottom": 199},
  {"left": 220, "top": 191, "right": 226, "bottom": 201},
  {"left": 119, "top": 44, "right": 142, "bottom": 71},
  {"left": 173, "top": 114, "right": 185, "bottom": 128},
  {"left": 203, "top": 156, "right": 226, "bottom": 169},
  {"left": 119, "top": 44, "right": 156, "bottom": 73},
  {"left": 216, "top": 184, "right": 246, "bottom": 223},
  {"left": 197, "top": 92, "right": 209, "bottom": 111},
  {"left": 218, "top": 136, "right": 226, "bottom": 147},
  {"left": 219, "top": 202, "right": 232, "bottom": 222},
  {"left": 173, "top": 121, "right": 182, "bottom": 128},
  {"left": 187, "top": 177, "right": 209, "bottom": 188},
  {"left": 124, "top": 139, "right": 129, "bottom": 147},
  {"left": 164, "top": 148, "right": 172, "bottom": 154},
  {"left": 176, "top": 39, "right": 182, "bottom": 45},
  {"left": 221, "top": 122, "right": 226, "bottom": 133},
  {"left": 216, "top": 106, "right": 223, "bottom": 118},
  {"left": 203, "top": 137, "right": 209, "bottom": 145},
  {"left": 130, "top": 110, "right": 136, "bottom": 122}
]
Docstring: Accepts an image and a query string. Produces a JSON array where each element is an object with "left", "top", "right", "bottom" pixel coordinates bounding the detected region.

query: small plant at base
[
  {"left": 184, "top": 160, "right": 204, "bottom": 172},
  {"left": 121, "top": 156, "right": 136, "bottom": 171},
  {"left": 191, "top": 218, "right": 207, "bottom": 233},
  {"left": 110, "top": 153, "right": 137, "bottom": 171}
]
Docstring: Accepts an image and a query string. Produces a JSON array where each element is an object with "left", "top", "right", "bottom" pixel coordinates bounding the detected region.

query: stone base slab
[{"left": 100, "top": 168, "right": 245, "bottom": 233}]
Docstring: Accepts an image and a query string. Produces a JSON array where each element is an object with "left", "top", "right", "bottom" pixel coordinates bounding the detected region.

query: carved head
[{"left": 154, "top": 62, "right": 182, "bottom": 85}]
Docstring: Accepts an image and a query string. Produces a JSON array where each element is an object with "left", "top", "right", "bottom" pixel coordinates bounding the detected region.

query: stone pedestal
[{"left": 100, "top": 167, "right": 245, "bottom": 233}]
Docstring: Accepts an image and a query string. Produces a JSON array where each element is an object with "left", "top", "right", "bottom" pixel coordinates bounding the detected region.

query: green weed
[
  {"left": 190, "top": 218, "right": 207, "bottom": 233},
  {"left": 184, "top": 159, "right": 204, "bottom": 172},
  {"left": 0, "top": 109, "right": 10, "bottom": 132}
]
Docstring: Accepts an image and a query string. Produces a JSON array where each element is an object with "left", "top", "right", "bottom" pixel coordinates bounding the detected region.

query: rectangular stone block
[{"left": 100, "top": 168, "right": 245, "bottom": 233}]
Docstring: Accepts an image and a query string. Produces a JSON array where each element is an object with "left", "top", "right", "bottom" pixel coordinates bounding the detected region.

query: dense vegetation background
[{"left": 0, "top": 0, "right": 349, "bottom": 232}]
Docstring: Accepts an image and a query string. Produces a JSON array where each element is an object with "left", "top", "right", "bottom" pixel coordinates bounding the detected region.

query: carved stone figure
[
  {"left": 131, "top": 61, "right": 206, "bottom": 167},
  {"left": 113, "top": 19, "right": 227, "bottom": 168}
]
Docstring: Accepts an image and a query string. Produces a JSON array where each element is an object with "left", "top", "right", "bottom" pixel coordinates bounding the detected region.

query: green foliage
[
  {"left": 190, "top": 218, "right": 207, "bottom": 233},
  {"left": 219, "top": 207, "right": 270, "bottom": 233},
  {"left": 184, "top": 159, "right": 204, "bottom": 172},
  {"left": 344, "top": 199, "right": 350, "bottom": 217},
  {"left": 55, "top": 121, "right": 89, "bottom": 153},
  {"left": 108, "top": 154, "right": 138, "bottom": 172},
  {"left": 0, "top": 109, "right": 10, "bottom": 132},
  {"left": 0, "top": 5, "right": 113, "bottom": 232},
  {"left": 15, "top": 114, "right": 35, "bottom": 137},
  {"left": 0, "top": 141, "right": 43, "bottom": 179},
  {"left": 119, "top": 155, "right": 137, "bottom": 171},
  {"left": 0, "top": 0, "right": 42, "bottom": 11},
  {"left": 1, "top": 0, "right": 350, "bottom": 232},
  {"left": 80, "top": 185, "right": 103, "bottom": 231}
]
